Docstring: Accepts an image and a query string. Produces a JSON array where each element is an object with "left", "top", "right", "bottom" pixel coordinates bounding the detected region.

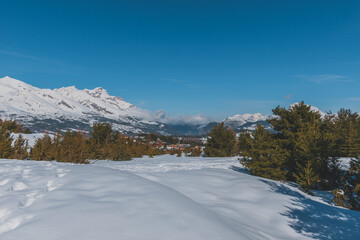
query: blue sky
[{"left": 1, "top": 0, "right": 359, "bottom": 121}]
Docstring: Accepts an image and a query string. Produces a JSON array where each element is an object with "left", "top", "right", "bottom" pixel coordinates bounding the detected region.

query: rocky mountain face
[{"left": 0, "top": 76, "right": 285, "bottom": 135}]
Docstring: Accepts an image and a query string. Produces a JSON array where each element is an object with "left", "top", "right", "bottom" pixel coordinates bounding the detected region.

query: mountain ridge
[{"left": 0, "top": 76, "right": 325, "bottom": 135}]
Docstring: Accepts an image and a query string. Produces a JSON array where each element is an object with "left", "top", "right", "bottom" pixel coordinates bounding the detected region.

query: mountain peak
[
  {"left": 1, "top": 76, "right": 22, "bottom": 82},
  {"left": 0, "top": 76, "right": 35, "bottom": 90},
  {"left": 84, "top": 87, "right": 112, "bottom": 99},
  {"left": 93, "top": 87, "right": 105, "bottom": 91},
  {"left": 56, "top": 85, "right": 78, "bottom": 92}
]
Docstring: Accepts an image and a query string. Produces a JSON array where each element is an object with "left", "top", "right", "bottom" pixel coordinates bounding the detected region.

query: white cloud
[
  {"left": 0, "top": 49, "right": 43, "bottom": 61},
  {"left": 152, "top": 110, "right": 212, "bottom": 125},
  {"left": 297, "top": 74, "right": 353, "bottom": 83}
]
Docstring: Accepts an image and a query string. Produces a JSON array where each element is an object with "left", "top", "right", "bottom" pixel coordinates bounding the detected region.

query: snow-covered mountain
[
  {"left": 0, "top": 76, "right": 146, "bottom": 119},
  {"left": 0, "top": 76, "right": 273, "bottom": 135},
  {"left": 0, "top": 76, "right": 166, "bottom": 134},
  {"left": 224, "top": 113, "right": 268, "bottom": 128},
  {"left": 0, "top": 76, "right": 328, "bottom": 135}
]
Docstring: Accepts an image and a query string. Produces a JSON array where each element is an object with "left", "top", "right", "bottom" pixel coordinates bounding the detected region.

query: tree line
[
  {"left": 204, "top": 102, "right": 360, "bottom": 211},
  {"left": 0, "top": 121, "right": 163, "bottom": 163}
]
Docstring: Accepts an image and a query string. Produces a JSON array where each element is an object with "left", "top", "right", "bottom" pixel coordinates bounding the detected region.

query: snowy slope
[
  {"left": 1, "top": 156, "right": 359, "bottom": 239},
  {"left": 0, "top": 76, "right": 147, "bottom": 119},
  {"left": 0, "top": 76, "right": 164, "bottom": 134}
]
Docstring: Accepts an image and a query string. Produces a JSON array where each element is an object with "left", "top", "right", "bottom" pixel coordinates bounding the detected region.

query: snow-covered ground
[{"left": 0, "top": 156, "right": 359, "bottom": 240}]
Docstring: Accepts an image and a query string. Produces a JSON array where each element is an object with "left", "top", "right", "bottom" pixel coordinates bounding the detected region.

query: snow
[
  {"left": 0, "top": 76, "right": 141, "bottom": 119},
  {"left": 339, "top": 157, "right": 352, "bottom": 170},
  {"left": 0, "top": 156, "right": 359, "bottom": 239},
  {"left": 226, "top": 113, "right": 268, "bottom": 123},
  {"left": 224, "top": 113, "right": 268, "bottom": 127},
  {"left": 0, "top": 76, "right": 167, "bottom": 134}
]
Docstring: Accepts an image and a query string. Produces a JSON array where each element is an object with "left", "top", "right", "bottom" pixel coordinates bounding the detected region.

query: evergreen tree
[
  {"left": 59, "top": 131, "right": 88, "bottom": 163},
  {"left": 240, "top": 124, "right": 288, "bottom": 181},
  {"left": 238, "top": 130, "right": 252, "bottom": 155},
  {"left": 319, "top": 114, "right": 342, "bottom": 189},
  {"left": 50, "top": 132, "right": 62, "bottom": 160},
  {"left": 293, "top": 160, "right": 318, "bottom": 195},
  {"left": 0, "top": 126, "right": 14, "bottom": 158},
  {"left": 89, "top": 123, "right": 113, "bottom": 159},
  {"left": 90, "top": 123, "right": 113, "bottom": 145},
  {"left": 30, "top": 134, "right": 53, "bottom": 160},
  {"left": 333, "top": 109, "right": 360, "bottom": 157},
  {"left": 204, "top": 123, "right": 236, "bottom": 157},
  {"left": 107, "top": 135, "right": 132, "bottom": 161},
  {"left": 0, "top": 119, "right": 24, "bottom": 133},
  {"left": 12, "top": 134, "right": 29, "bottom": 159},
  {"left": 267, "top": 101, "right": 323, "bottom": 181}
]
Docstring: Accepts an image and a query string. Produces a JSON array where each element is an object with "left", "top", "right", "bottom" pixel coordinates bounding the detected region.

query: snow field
[{"left": 0, "top": 155, "right": 359, "bottom": 239}]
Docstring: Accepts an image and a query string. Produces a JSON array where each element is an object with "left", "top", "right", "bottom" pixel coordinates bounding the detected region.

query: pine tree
[
  {"left": 59, "top": 131, "right": 88, "bottom": 163},
  {"left": 90, "top": 123, "right": 113, "bottom": 145},
  {"left": 89, "top": 123, "right": 113, "bottom": 159},
  {"left": 204, "top": 122, "right": 236, "bottom": 157},
  {"left": 319, "top": 114, "right": 342, "bottom": 189},
  {"left": 334, "top": 109, "right": 360, "bottom": 157},
  {"left": 108, "top": 135, "right": 132, "bottom": 161},
  {"left": 293, "top": 160, "right": 318, "bottom": 195},
  {"left": 267, "top": 101, "right": 323, "bottom": 181},
  {"left": 0, "top": 126, "right": 14, "bottom": 158},
  {"left": 50, "top": 132, "right": 62, "bottom": 160},
  {"left": 240, "top": 124, "right": 288, "bottom": 181},
  {"left": 30, "top": 134, "right": 53, "bottom": 160},
  {"left": 12, "top": 134, "right": 29, "bottom": 159},
  {"left": 0, "top": 119, "right": 24, "bottom": 133}
]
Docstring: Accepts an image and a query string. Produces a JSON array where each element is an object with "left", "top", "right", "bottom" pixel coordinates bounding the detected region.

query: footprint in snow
[
  {"left": 12, "top": 166, "right": 23, "bottom": 172},
  {"left": 56, "top": 169, "right": 67, "bottom": 178},
  {"left": 46, "top": 180, "right": 57, "bottom": 192},
  {"left": 0, "top": 214, "right": 33, "bottom": 235},
  {"left": 0, "top": 208, "right": 12, "bottom": 224},
  {"left": 0, "top": 179, "right": 10, "bottom": 186},
  {"left": 21, "top": 169, "right": 31, "bottom": 179},
  {"left": 11, "top": 182, "right": 28, "bottom": 191},
  {"left": 19, "top": 192, "right": 39, "bottom": 208}
]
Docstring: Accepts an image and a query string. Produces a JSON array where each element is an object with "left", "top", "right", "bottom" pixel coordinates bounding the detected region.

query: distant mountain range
[{"left": 0, "top": 76, "right": 324, "bottom": 135}]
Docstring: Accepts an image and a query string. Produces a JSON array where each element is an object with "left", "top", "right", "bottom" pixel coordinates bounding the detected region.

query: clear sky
[{"left": 1, "top": 0, "right": 359, "bottom": 121}]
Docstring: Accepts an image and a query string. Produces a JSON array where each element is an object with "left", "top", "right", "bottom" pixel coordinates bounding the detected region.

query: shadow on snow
[
  {"left": 229, "top": 166, "right": 360, "bottom": 239},
  {"left": 261, "top": 179, "right": 360, "bottom": 240}
]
